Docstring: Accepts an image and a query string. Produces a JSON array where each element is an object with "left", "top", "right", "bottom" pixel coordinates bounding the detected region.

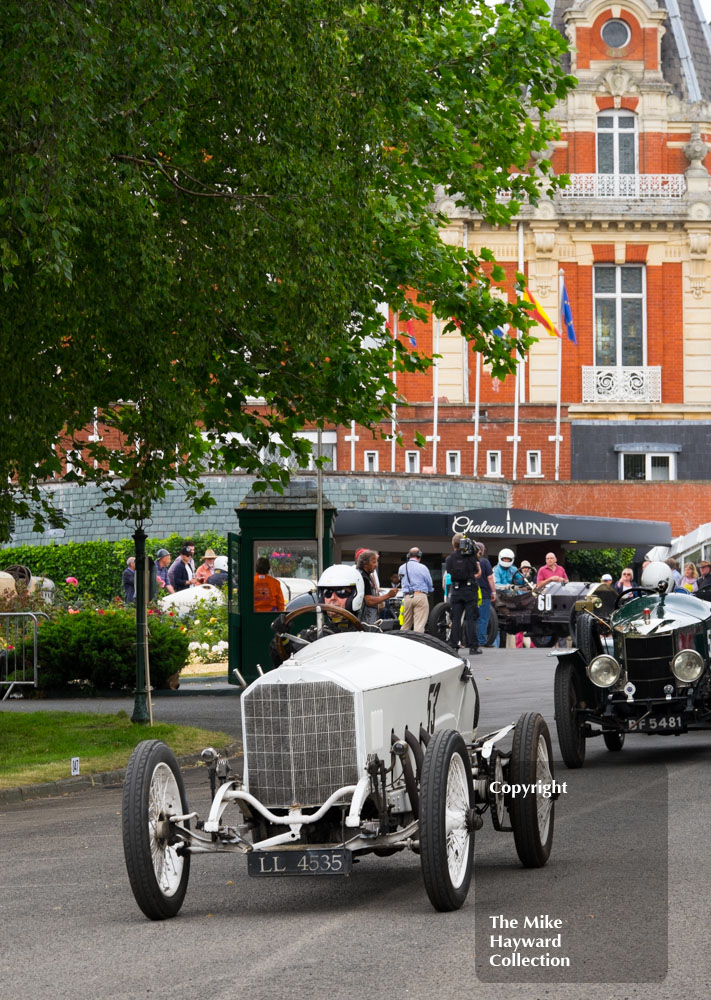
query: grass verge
[{"left": 0, "top": 711, "right": 232, "bottom": 789}]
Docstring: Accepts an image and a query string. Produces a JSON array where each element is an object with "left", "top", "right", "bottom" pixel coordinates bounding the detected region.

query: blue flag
[{"left": 561, "top": 282, "right": 577, "bottom": 345}]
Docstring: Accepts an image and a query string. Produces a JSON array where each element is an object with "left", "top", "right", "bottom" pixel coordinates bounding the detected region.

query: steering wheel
[
  {"left": 282, "top": 603, "right": 364, "bottom": 631},
  {"left": 613, "top": 586, "right": 656, "bottom": 608}
]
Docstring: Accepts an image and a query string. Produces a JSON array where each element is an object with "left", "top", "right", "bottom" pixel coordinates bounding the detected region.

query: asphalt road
[{"left": 1, "top": 647, "right": 710, "bottom": 1000}]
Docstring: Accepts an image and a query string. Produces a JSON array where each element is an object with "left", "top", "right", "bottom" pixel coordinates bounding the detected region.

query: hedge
[
  {"left": 0, "top": 532, "right": 226, "bottom": 605},
  {"left": 33, "top": 607, "right": 190, "bottom": 692},
  {"left": 564, "top": 547, "right": 636, "bottom": 583}
]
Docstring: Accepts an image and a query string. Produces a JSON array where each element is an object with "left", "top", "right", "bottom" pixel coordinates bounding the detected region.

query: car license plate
[
  {"left": 247, "top": 848, "right": 352, "bottom": 877},
  {"left": 627, "top": 714, "right": 687, "bottom": 733}
]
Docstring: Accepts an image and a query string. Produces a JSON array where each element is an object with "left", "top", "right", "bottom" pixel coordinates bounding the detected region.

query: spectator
[
  {"left": 666, "top": 557, "right": 682, "bottom": 589},
  {"left": 207, "top": 555, "right": 229, "bottom": 588},
  {"left": 614, "top": 568, "right": 637, "bottom": 595},
  {"left": 254, "top": 557, "right": 285, "bottom": 613},
  {"left": 123, "top": 557, "right": 136, "bottom": 604},
  {"left": 476, "top": 542, "right": 496, "bottom": 649},
  {"left": 357, "top": 550, "right": 397, "bottom": 624},
  {"left": 169, "top": 540, "right": 195, "bottom": 587},
  {"left": 697, "top": 560, "right": 711, "bottom": 593},
  {"left": 397, "top": 547, "right": 433, "bottom": 632},
  {"left": 194, "top": 548, "right": 217, "bottom": 585},
  {"left": 600, "top": 573, "right": 614, "bottom": 585},
  {"left": 154, "top": 549, "right": 174, "bottom": 594},
  {"left": 172, "top": 546, "right": 195, "bottom": 592},
  {"left": 515, "top": 559, "right": 535, "bottom": 649},
  {"left": 536, "top": 552, "right": 569, "bottom": 586},
  {"left": 680, "top": 562, "right": 698, "bottom": 593}
]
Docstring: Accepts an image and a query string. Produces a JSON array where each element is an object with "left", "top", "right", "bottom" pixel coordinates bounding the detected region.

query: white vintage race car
[{"left": 122, "top": 612, "right": 556, "bottom": 918}]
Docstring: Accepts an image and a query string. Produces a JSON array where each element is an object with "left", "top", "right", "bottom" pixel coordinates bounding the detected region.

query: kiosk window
[{"left": 253, "top": 540, "right": 318, "bottom": 611}]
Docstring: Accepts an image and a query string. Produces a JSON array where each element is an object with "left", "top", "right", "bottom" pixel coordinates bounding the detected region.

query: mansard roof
[{"left": 550, "top": 0, "right": 711, "bottom": 103}]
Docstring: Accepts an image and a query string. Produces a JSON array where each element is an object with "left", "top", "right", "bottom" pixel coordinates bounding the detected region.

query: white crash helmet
[
  {"left": 498, "top": 548, "right": 515, "bottom": 565},
  {"left": 641, "top": 561, "right": 675, "bottom": 592},
  {"left": 317, "top": 563, "right": 364, "bottom": 612},
  {"left": 213, "top": 555, "right": 228, "bottom": 573}
]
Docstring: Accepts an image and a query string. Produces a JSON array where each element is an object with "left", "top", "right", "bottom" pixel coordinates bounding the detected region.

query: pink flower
[
  {"left": 68, "top": 608, "right": 79, "bottom": 615},
  {"left": 95, "top": 608, "right": 105, "bottom": 615},
  {"left": 65, "top": 577, "right": 78, "bottom": 586}
]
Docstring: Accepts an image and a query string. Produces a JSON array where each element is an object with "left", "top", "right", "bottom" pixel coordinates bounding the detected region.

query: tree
[{"left": 0, "top": 0, "right": 573, "bottom": 534}]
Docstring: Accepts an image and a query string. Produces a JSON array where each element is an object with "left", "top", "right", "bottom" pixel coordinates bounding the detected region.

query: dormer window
[
  {"left": 601, "top": 19, "right": 631, "bottom": 49},
  {"left": 597, "top": 111, "right": 637, "bottom": 176}
]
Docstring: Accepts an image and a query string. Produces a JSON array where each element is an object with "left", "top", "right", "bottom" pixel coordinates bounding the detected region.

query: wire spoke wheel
[
  {"left": 122, "top": 740, "right": 191, "bottom": 920},
  {"left": 420, "top": 729, "right": 474, "bottom": 911},
  {"left": 508, "top": 712, "right": 555, "bottom": 868}
]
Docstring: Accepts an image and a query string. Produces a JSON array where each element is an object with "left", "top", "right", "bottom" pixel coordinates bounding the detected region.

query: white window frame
[
  {"left": 593, "top": 264, "right": 646, "bottom": 367},
  {"left": 485, "top": 450, "right": 502, "bottom": 478},
  {"left": 525, "top": 450, "right": 543, "bottom": 478},
  {"left": 445, "top": 451, "right": 461, "bottom": 475},
  {"left": 618, "top": 452, "right": 676, "bottom": 482},
  {"left": 596, "top": 109, "right": 637, "bottom": 176},
  {"left": 405, "top": 450, "right": 420, "bottom": 474},
  {"left": 364, "top": 450, "right": 379, "bottom": 473}
]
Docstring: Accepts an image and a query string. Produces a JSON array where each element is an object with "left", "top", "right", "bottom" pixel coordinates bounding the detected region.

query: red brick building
[{"left": 333, "top": 0, "right": 711, "bottom": 540}]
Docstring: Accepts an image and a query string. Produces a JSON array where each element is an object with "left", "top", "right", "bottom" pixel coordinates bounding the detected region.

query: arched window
[{"left": 597, "top": 110, "right": 637, "bottom": 177}]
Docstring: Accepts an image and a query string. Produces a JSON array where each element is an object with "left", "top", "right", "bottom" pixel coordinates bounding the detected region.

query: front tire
[
  {"left": 603, "top": 730, "right": 625, "bottom": 752},
  {"left": 419, "top": 729, "right": 474, "bottom": 911},
  {"left": 554, "top": 661, "right": 586, "bottom": 768},
  {"left": 122, "top": 740, "right": 191, "bottom": 920},
  {"left": 575, "top": 613, "right": 602, "bottom": 664},
  {"left": 508, "top": 712, "right": 555, "bottom": 867}
]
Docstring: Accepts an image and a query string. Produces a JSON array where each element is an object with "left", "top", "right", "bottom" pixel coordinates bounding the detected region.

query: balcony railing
[
  {"left": 561, "top": 174, "right": 686, "bottom": 199},
  {"left": 582, "top": 366, "right": 662, "bottom": 403}
]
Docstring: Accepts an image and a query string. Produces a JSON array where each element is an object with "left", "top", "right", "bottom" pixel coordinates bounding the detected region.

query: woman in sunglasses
[{"left": 614, "top": 568, "right": 637, "bottom": 595}]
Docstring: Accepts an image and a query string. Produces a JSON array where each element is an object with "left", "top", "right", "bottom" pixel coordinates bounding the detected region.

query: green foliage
[
  {"left": 1, "top": 533, "right": 226, "bottom": 604},
  {"left": 0, "top": 1, "right": 575, "bottom": 535},
  {"left": 183, "top": 597, "right": 229, "bottom": 663},
  {"left": 565, "top": 548, "right": 636, "bottom": 583},
  {"left": 34, "top": 607, "right": 189, "bottom": 692}
]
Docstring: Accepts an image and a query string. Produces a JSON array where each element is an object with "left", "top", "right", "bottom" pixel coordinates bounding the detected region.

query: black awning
[
  {"left": 451, "top": 508, "right": 671, "bottom": 547},
  {"left": 334, "top": 506, "right": 671, "bottom": 548}
]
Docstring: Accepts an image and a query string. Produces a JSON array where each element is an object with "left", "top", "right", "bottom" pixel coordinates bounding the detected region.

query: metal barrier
[{"left": 0, "top": 612, "right": 49, "bottom": 700}]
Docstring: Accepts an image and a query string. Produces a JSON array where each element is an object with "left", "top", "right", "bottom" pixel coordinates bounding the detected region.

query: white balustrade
[
  {"left": 561, "top": 174, "right": 686, "bottom": 199},
  {"left": 581, "top": 366, "right": 662, "bottom": 403}
]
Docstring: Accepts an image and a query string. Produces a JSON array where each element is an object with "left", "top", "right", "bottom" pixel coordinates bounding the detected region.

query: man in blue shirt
[
  {"left": 476, "top": 542, "right": 496, "bottom": 648},
  {"left": 397, "top": 547, "right": 434, "bottom": 632},
  {"left": 493, "top": 548, "right": 525, "bottom": 588}
]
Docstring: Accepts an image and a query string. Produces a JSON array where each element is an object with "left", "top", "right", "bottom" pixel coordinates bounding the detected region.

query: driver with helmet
[
  {"left": 270, "top": 564, "right": 368, "bottom": 665},
  {"left": 493, "top": 548, "right": 525, "bottom": 588}
]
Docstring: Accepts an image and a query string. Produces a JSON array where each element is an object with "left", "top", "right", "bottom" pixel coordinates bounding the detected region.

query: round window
[{"left": 601, "top": 18, "right": 631, "bottom": 48}]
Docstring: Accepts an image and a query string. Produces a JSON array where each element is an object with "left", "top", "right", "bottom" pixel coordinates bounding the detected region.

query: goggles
[
  {"left": 321, "top": 587, "right": 354, "bottom": 599},
  {"left": 499, "top": 558, "right": 513, "bottom": 565}
]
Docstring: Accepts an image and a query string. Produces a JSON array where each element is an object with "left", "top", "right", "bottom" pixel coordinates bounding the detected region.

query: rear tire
[
  {"left": 530, "top": 633, "right": 556, "bottom": 648},
  {"left": 426, "top": 602, "right": 452, "bottom": 644},
  {"left": 554, "top": 661, "right": 586, "bottom": 768},
  {"left": 122, "top": 740, "right": 191, "bottom": 920},
  {"left": 508, "top": 712, "right": 555, "bottom": 867},
  {"left": 485, "top": 606, "right": 499, "bottom": 646},
  {"left": 419, "top": 729, "right": 474, "bottom": 911}
]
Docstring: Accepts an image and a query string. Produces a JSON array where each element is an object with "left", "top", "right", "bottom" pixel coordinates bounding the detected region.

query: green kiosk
[{"left": 228, "top": 484, "right": 336, "bottom": 686}]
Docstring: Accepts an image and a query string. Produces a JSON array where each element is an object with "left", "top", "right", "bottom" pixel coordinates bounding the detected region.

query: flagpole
[
  {"left": 473, "top": 352, "right": 481, "bottom": 476},
  {"left": 391, "top": 312, "right": 397, "bottom": 472},
  {"left": 554, "top": 269, "right": 564, "bottom": 481},
  {"left": 430, "top": 314, "right": 440, "bottom": 473}
]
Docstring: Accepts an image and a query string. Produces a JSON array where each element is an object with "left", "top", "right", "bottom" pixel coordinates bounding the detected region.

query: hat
[
  {"left": 202, "top": 548, "right": 217, "bottom": 560},
  {"left": 601, "top": 574, "right": 613, "bottom": 582},
  {"left": 520, "top": 560, "right": 532, "bottom": 569},
  {"left": 155, "top": 548, "right": 170, "bottom": 559},
  {"left": 355, "top": 548, "right": 367, "bottom": 560}
]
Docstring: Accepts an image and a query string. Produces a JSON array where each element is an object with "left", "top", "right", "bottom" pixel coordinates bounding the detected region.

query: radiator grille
[
  {"left": 243, "top": 681, "right": 359, "bottom": 807},
  {"left": 624, "top": 635, "right": 675, "bottom": 700}
]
